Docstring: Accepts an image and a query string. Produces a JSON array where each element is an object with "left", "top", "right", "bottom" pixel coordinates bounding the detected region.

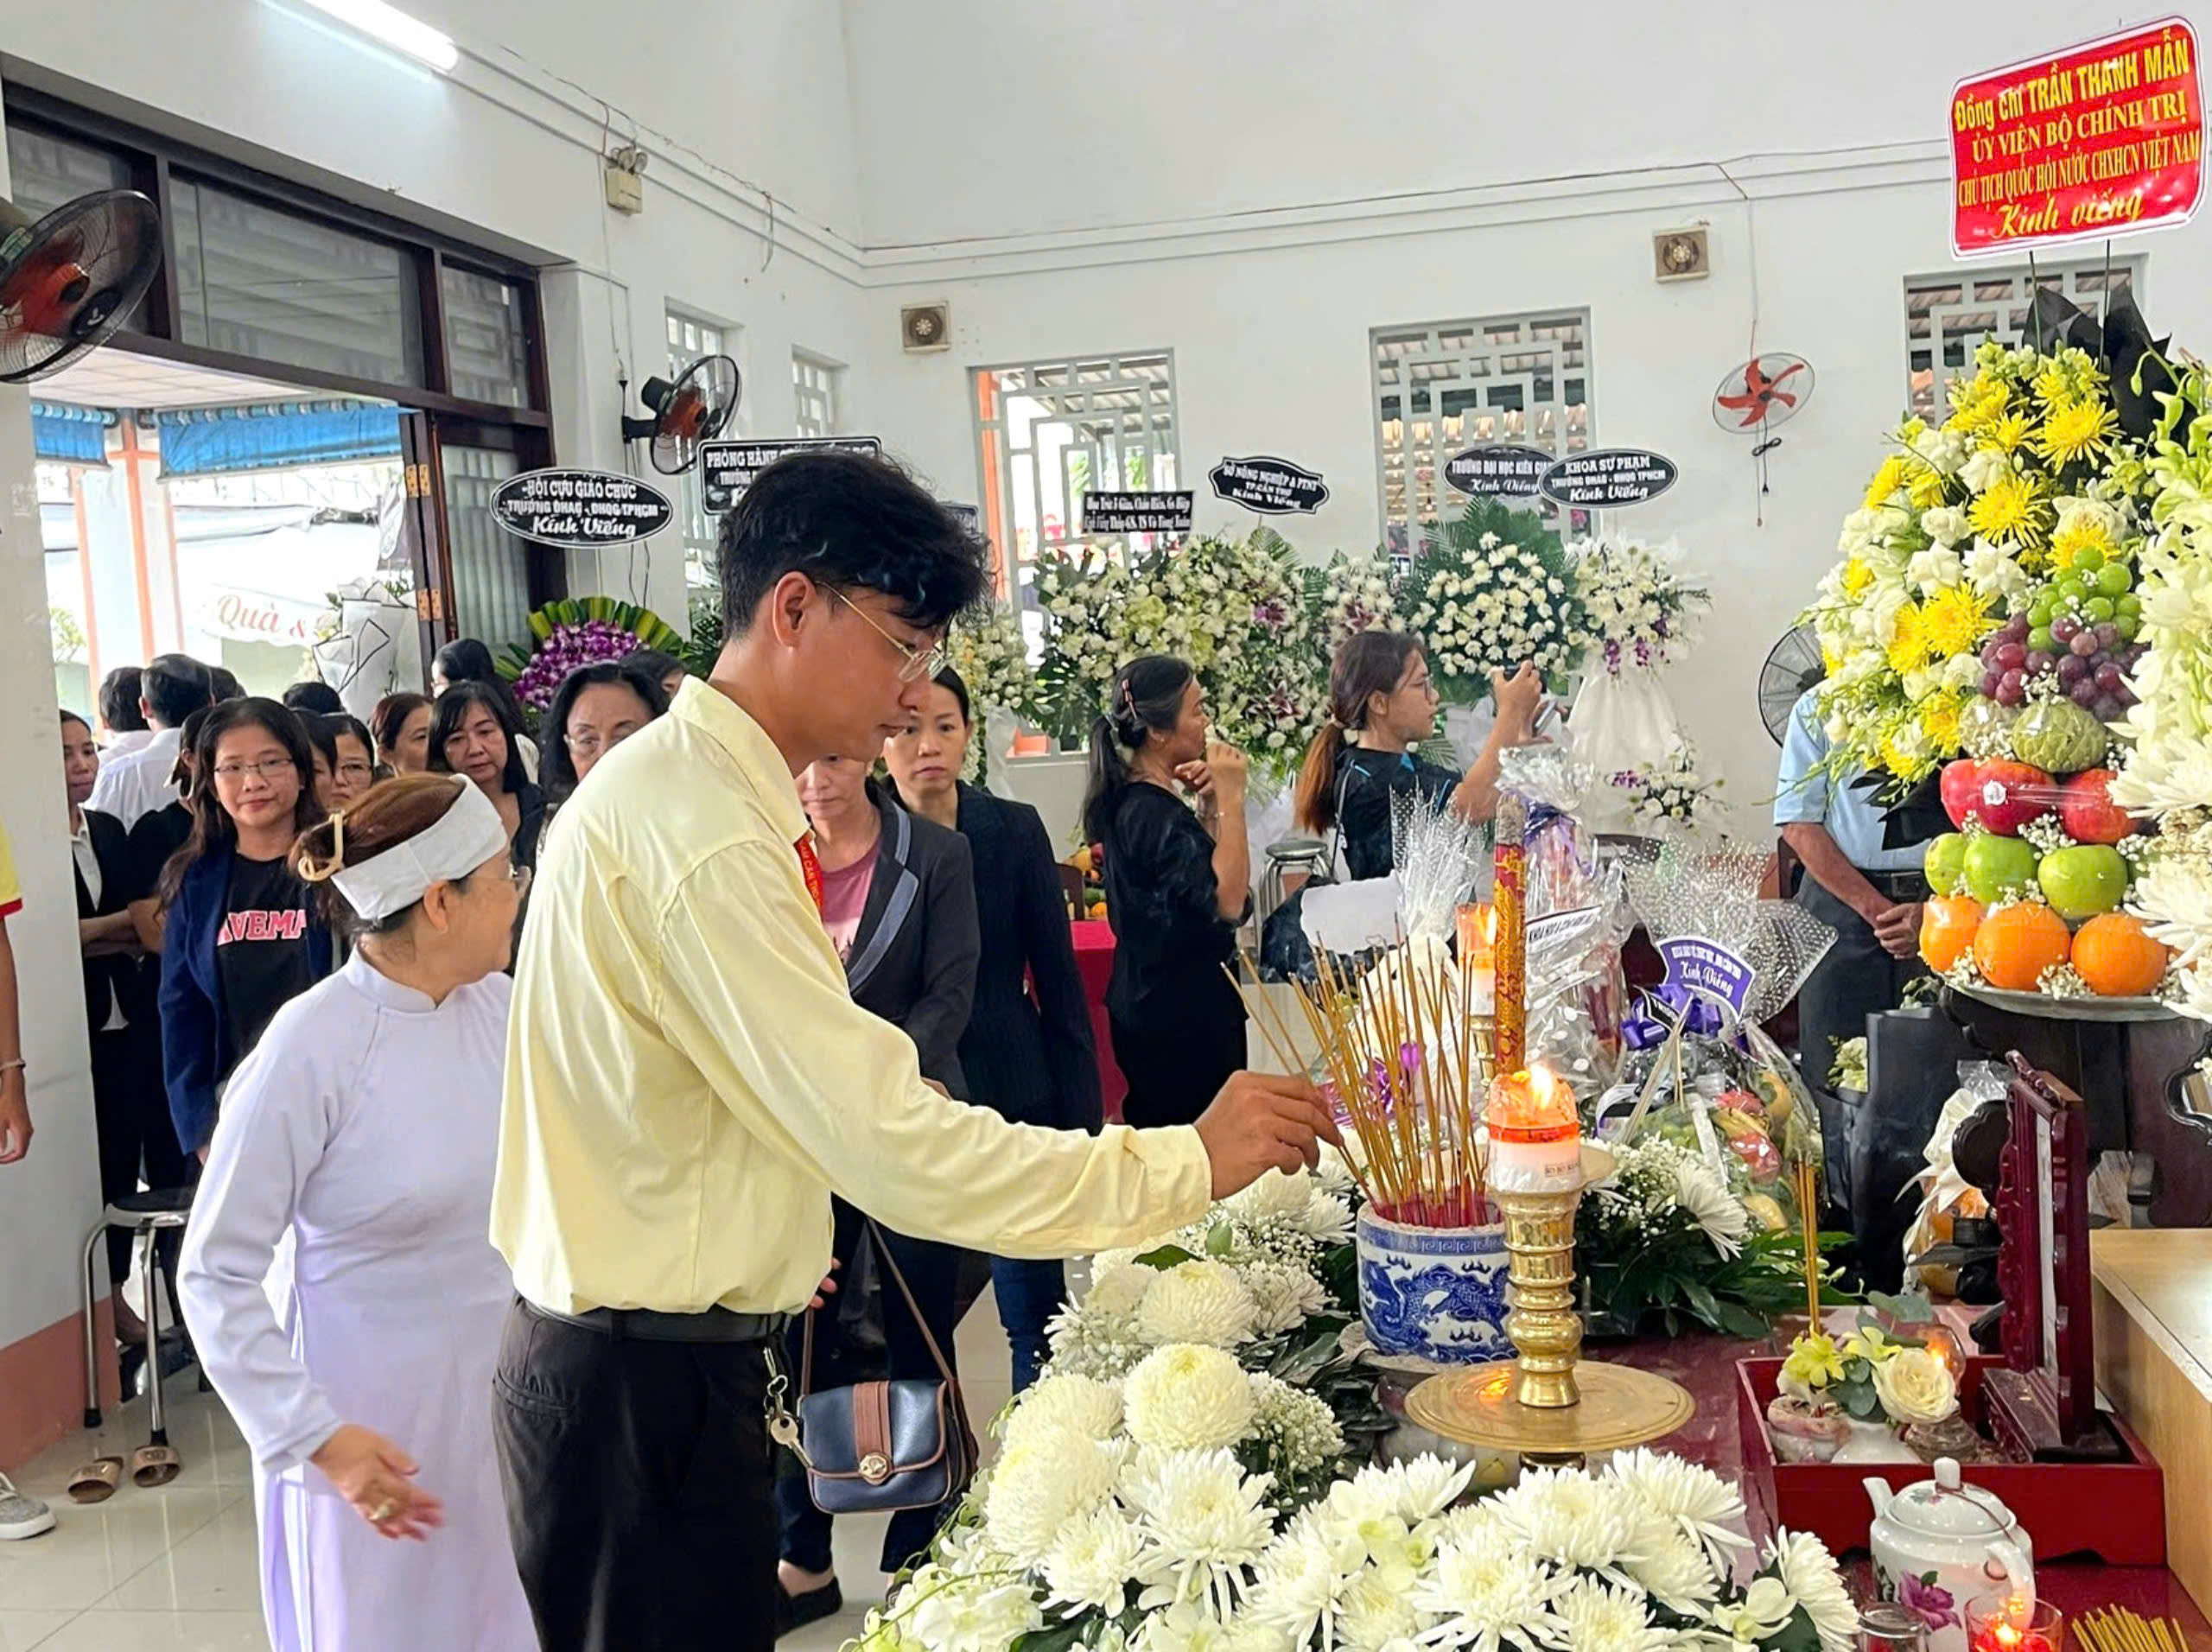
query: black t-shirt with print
[{"left": 216, "top": 852, "right": 316, "bottom": 1078}]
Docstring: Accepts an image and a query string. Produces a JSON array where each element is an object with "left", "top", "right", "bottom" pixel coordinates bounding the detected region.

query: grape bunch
[{"left": 1979, "top": 549, "right": 2145, "bottom": 721}]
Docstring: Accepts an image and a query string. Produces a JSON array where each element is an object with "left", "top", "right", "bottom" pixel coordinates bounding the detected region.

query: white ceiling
[{"left": 31, "top": 349, "right": 390, "bottom": 413}]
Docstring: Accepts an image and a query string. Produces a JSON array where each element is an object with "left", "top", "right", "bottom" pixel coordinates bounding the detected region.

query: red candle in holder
[
  {"left": 1965, "top": 1592, "right": 2062, "bottom": 1652},
  {"left": 1485, "top": 1066, "right": 1580, "bottom": 1193}
]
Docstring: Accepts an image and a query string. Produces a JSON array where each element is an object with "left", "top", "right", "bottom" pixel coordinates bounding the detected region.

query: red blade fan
[
  {"left": 620, "top": 353, "right": 741, "bottom": 474},
  {"left": 0, "top": 189, "right": 163, "bottom": 384},
  {"left": 1713, "top": 353, "right": 1814, "bottom": 435}
]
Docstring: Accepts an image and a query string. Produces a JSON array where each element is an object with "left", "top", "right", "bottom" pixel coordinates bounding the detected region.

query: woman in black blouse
[
  {"left": 427, "top": 683, "right": 546, "bottom": 871},
  {"left": 1293, "top": 631, "right": 1545, "bottom": 881},
  {"left": 1080, "top": 655, "right": 1249, "bottom": 1129},
  {"left": 882, "top": 666, "right": 1101, "bottom": 1391}
]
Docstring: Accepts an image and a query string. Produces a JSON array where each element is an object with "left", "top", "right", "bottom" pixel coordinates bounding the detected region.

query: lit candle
[
  {"left": 1456, "top": 902, "right": 1498, "bottom": 1013},
  {"left": 1484, "top": 1066, "right": 1581, "bottom": 1193}
]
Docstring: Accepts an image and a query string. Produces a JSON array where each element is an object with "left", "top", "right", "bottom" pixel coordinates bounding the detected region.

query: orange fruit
[
  {"left": 1972, "top": 902, "right": 2073, "bottom": 992},
  {"left": 1919, "top": 894, "right": 1985, "bottom": 973},
  {"left": 2071, "top": 912, "right": 2169, "bottom": 997}
]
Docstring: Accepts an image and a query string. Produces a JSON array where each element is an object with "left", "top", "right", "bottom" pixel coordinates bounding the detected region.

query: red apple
[
  {"left": 1940, "top": 759, "right": 1987, "bottom": 830},
  {"left": 2058, "top": 769, "right": 2138, "bottom": 846},
  {"left": 1964, "top": 759, "right": 2055, "bottom": 836}
]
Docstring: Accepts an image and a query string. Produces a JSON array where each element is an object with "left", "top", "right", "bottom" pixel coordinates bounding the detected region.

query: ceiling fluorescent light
[{"left": 296, "top": 0, "right": 459, "bottom": 73}]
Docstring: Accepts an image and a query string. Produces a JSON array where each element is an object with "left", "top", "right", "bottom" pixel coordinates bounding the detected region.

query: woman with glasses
[
  {"left": 304, "top": 715, "right": 378, "bottom": 816},
  {"left": 428, "top": 683, "right": 546, "bottom": 873},
  {"left": 539, "top": 662, "right": 669, "bottom": 808},
  {"left": 372, "top": 694, "right": 435, "bottom": 778},
  {"left": 181, "top": 774, "right": 535, "bottom": 1652},
  {"left": 157, "top": 700, "right": 333, "bottom": 1166},
  {"left": 880, "top": 666, "right": 1099, "bottom": 1393},
  {"left": 432, "top": 639, "right": 540, "bottom": 782}
]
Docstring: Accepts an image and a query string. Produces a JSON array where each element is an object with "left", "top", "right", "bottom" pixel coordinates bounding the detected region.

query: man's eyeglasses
[
  {"left": 212, "top": 759, "right": 296, "bottom": 782},
  {"left": 827, "top": 588, "right": 946, "bottom": 683}
]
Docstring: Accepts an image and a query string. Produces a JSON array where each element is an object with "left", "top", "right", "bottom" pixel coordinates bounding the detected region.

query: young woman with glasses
[{"left": 157, "top": 700, "right": 333, "bottom": 1165}]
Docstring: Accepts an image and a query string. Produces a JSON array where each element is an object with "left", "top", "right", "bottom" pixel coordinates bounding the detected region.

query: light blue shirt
[{"left": 1771, "top": 689, "right": 1924, "bottom": 873}]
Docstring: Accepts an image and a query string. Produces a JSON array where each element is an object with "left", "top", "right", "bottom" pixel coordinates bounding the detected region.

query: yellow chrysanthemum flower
[
  {"left": 1907, "top": 464, "right": 1949, "bottom": 510},
  {"left": 2037, "top": 398, "right": 2118, "bottom": 468},
  {"left": 2050, "top": 512, "right": 2117, "bottom": 569},
  {"left": 1986, "top": 412, "right": 2035, "bottom": 454},
  {"left": 1880, "top": 733, "right": 1928, "bottom": 780},
  {"left": 1945, "top": 378, "right": 2010, "bottom": 435},
  {"left": 1821, "top": 642, "right": 1843, "bottom": 675},
  {"left": 1863, "top": 454, "right": 1910, "bottom": 511},
  {"left": 1968, "top": 472, "right": 2049, "bottom": 549},
  {"left": 1922, "top": 587, "right": 1991, "bottom": 658},
  {"left": 1885, "top": 602, "right": 1929, "bottom": 675},
  {"left": 1840, "top": 557, "right": 1875, "bottom": 599},
  {"left": 1918, "top": 691, "right": 1965, "bottom": 751}
]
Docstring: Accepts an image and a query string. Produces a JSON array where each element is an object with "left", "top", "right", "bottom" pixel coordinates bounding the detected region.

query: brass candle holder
[{"left": 1495, "top": 1182, "right": 1586, "bottom": 1408}]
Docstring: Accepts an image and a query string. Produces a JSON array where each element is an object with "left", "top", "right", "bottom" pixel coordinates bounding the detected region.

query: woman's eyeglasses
[
  {"left": 212, "top": 759, "right": 296, "bottom": 782},
  {"left": 827, "top": 588, "right": 946, "bottom": 683}
]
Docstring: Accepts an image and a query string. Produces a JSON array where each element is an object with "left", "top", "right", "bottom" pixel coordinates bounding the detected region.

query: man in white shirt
[
  {"left": 98, "top": 667, "right": 154, "bottom": 759},
  {"left": 86, "top": 655, "right": 213, "bottom": 830}
]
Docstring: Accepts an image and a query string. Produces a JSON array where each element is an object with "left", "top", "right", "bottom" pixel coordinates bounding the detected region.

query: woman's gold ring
[{"left": 369, "top": 1501, "right": 398, "bottom": 1523}]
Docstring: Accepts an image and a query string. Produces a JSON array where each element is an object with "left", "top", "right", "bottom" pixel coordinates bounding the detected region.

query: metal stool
[
  {"left": 80, "top": 1188, "right": 194, "bottom": 1448},
  {"left": 1259, "top": 836, "right": 1329, "bottom": 924}
]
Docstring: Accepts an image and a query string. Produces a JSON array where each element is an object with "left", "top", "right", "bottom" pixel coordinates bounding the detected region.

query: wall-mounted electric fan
[
  {"left": 0, "top": 188, "right": 163, "bottom": 383},
  {"left": 621, "top": 353, "right": 740, "bottom": 473}
]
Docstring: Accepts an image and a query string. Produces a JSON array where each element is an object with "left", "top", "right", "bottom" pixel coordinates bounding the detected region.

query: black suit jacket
[
  {"left": 954, "top": 784, "right": 1102, "bottom": 1132},
  {"left": 843, "top": 783, "right": 979, "bottom": 1097},
  {"left": 73, "top": 807, "right": 153, "bottom": 1031}
]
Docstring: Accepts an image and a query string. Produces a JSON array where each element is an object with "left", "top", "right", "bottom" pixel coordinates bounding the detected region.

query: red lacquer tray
[{"left": 1736, "top": 1356, "right": 2164, "bottom": 1565}]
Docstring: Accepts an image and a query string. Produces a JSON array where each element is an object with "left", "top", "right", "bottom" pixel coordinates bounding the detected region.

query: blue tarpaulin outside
[
  {"left": 31, "top": 402, "right": 112, "bottom": 466},
  {"left": 156, "top": 401, "right": 403, "bottom": 478}
]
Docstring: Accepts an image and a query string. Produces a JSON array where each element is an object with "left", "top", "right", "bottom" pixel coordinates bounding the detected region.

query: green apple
[
  {"left": 1965, "top": 835, "right": 2040, "bottom": 905},
  {"left": 2038, "top": 844, "right": 2128, "bottom": 921},
  {"left": 1924, "top": 833, "right": 1970, "bottom": 896}
]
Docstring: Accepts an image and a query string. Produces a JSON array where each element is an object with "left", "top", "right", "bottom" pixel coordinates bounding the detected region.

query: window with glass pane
[
  {"left": 170, "top": 175, "right": 425, "bottom": 386},
  {"left": 1904, "top": 261, "right": 2140, "bottom": 423},
  {"left": 442, "top": 265, "right": 533, "bottom": 408},
  {"left": 5, "top": 124, "right": 150, "bottom": 332},
  {"left": 972, "top": 352, "right": 1178, "bottom": 615},
  {"left": 1370, "top": 313, "right": 1592, "bottom": 557},
  {"left": 793, "top": 353, "right": 842, "bottom": 438},
  {"left": 667, "top": 309, "right": 733, "bottom": 590},
  {"left": 441, "top": 444, "right": 533, "bottom": 653}
]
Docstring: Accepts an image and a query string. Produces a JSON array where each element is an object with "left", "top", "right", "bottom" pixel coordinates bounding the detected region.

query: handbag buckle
[{"left": 857, "top": 1452, "right": 892, "bottom": 1485}]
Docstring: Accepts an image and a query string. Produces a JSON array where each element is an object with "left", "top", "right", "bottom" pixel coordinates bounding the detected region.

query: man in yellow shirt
[{"left": 487, "top": 452, "right": 1330, "bottom": 1652}]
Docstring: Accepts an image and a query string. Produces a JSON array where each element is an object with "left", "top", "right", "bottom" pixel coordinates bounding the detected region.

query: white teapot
[{"left": 1865, "top": 1458, "right": 2035, "bottom": 1652}]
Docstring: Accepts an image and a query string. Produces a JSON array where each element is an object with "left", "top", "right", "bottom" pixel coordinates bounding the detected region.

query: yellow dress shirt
[{"left": 492, "top": 678, "right": 1212, "bottom": 1315}]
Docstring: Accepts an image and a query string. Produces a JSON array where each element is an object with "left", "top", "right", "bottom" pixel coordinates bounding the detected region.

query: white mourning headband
[{"left": 327, "top": 778, "right": 510, "bottom": 921}]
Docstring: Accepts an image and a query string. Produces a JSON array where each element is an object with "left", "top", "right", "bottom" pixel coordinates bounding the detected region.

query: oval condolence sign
[
  {"left": 1537, "top": 448, "right": 1679, "bottom": 508},
  {"left": 1209, "top": 454, "right": 1330, "bottom": 516},
  {"left": 1443, "top": 443, "right": 1553, "bottom": 498},
  {"left": 492, "top": 468, "right": 675, "bottom": 548}
]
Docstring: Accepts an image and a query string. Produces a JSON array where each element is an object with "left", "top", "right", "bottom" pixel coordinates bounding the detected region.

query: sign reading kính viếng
[
  {"left": 1208, "top": 454, "right": 1330, "bottom": 516},
  {"left": 1950, "top": 18, "right": 2203, "bottom": 257},
  {"left": 491, "top": 469, "right": 675, "bottom": 549},
  {"left": 698, "top": 436, "right": 885, "bottom": 511},
  {"left": 1536, "top": 448, "right": 1678, "bottom": 508},
  {"left": 1080, "top": 491, "right": 1195, "bottom": 536},
  {"left": 1443, "top": 443, "right": 1553, "bottom": 498}
]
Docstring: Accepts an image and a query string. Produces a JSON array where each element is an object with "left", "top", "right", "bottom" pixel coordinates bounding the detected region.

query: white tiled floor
[{"left": 0, "top": 1293, "right": 1017, "bottom": 1651}]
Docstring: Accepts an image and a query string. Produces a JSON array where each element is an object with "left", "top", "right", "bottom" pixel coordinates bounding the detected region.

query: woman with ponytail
[
  {"left": 1079, "top": 656, "right": 1250, "bottom": 1128},
  {"left": 181, "top": 774, "right": 534, "bottom": 1652},
  {"left": 1292, "top": 632, "right": 1546, "bottom": 881}
]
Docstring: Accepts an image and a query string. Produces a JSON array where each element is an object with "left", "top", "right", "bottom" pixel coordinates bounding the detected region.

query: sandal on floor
[
  {"left": 67, "top": 1457, "right": 124, "bottom": 1503},
  {"left": 130, "top": 1445, "right": 181, "bottom": 1488}
]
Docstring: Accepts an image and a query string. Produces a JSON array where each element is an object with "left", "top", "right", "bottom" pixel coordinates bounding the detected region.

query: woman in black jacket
[
  {"left": 882, "top": 667, "right": 1098, "bottom": 1392},
  {"left": 777, "top": 751, "right": 980, "bottom": 1625},
  {"left": 427, "top": 682, "right": 546, "bottom": 871}
]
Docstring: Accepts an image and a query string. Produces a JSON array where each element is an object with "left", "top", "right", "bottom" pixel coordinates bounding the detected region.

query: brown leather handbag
[{"left": 770, "top": 1220, "right": 978, "bottom": 1516}]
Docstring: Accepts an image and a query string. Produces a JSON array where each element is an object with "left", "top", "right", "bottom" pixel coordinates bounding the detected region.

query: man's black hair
[
  {"left": 99, "top": 667, "right": 147, "bottom": 734},
  {"left": 715, "top": 451, "right": 988, "bottom": 639},
  {"left": 283, "top": 680, "right": 345, "bottom": 715},
  {"left": 209, "top": 667, "right": 245, "bottom": 702},
  {"left": 143, "top": 653, "right": 214, "bottom": 728}
]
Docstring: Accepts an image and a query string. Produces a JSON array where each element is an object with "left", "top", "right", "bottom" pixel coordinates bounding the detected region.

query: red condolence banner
[{"left": 1950, "top": 17, "right": 2203, "bottom": 257}]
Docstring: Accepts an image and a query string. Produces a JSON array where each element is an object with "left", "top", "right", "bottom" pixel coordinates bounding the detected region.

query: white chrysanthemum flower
[
  {"left": 982, "top": 1432, "right": 1122, "bottom": 1561},
  {"left": 1606, "top": 1447, "right": 1749, "bottom": 1570},
  {"left": 1374, "top": 1453, "right": 1477, "bottom": 1523},
  {"left": 1411, "top": 1520, "right": 1560, "bottom": 1652},
  {"left": 1084, "top": 1261, "right": 1156, "bottom": 1318},
  {"left": 1491, "top": 1465, "right": 1643, "bottom": 1578},
  {"left": 1243, "top": 1509, "right": 1357, "bottom": 1647},
  {"left": 1338, "top": 1567, "right": 1427, "bottom": 1652},
  {"left": 1243, "top": 1261, "right": 1327, "bottom": 1334},
  {"left": 1093, "top": 1247, "right": 1142, "bottom": 1280},
  {"left": 1772, "top": 1528, "right": 1859, "bottom": 1652},
  {"left": 1122, "top": 1448, "right": 1279, "bottom": 1619},
  {"left": 1003, "top": 1371, "right": 1125, "bottom": 1449},
  {"left": 1040, "top": 1503, "right": 1150, "bottom": 1614},
  {"left": 1137, "top": 1261, "right": 1260, "bottom": 1348},
  {"left": 1300, "top": 1188, "right": 1356, "bottom": 1243},
  {"left": 1133, "top": 1599, "right": 1287, "bottom": 1652},
  {"left": 1668, "top": 1153, "right": 1750, "bottom": 1259},
  {"left": 1230, "top": 1167, "right": 1316, "bottom": 1223},
  {"left": 1551, "top": 1575, "right": 1673, "bottom": 1652},
  {"left": 1124, "top": 1344, "right": 1258, "bottom": 1451},
  {"left": 905, "top": 1570, "right": 1045, "bottom": 1652},
  {"left": 1621, "top": 1523, "right": 1718, "bottom": 1613},
  {"left": 1314, "top": 1143, "right": 1358, "bottom": 1198}
]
